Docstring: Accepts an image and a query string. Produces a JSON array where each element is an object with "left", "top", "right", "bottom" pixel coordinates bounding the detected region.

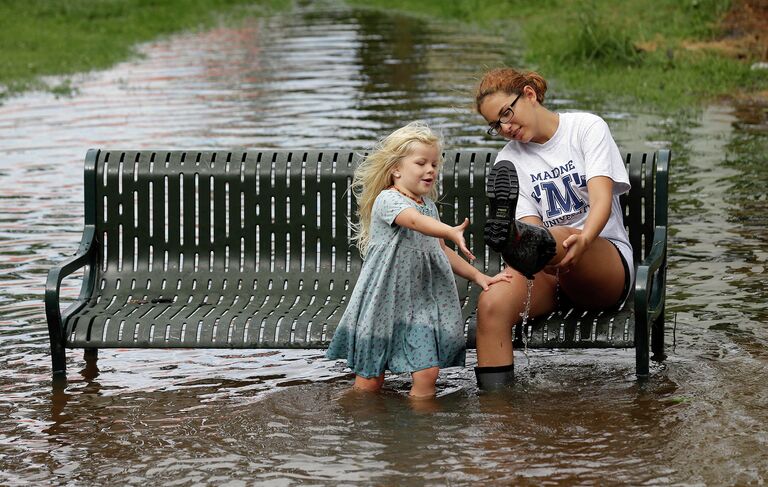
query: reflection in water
[
  {"left": 357, "top": 10, "right": 431, "bottom": 93},
  {"left": 0, "top": 4, "right": 766, "bottom": 485}
]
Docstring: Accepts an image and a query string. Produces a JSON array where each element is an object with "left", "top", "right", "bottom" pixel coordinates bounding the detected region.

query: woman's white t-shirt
[{"left": 494, "top": 111, "right": 634, "bottom": 283}]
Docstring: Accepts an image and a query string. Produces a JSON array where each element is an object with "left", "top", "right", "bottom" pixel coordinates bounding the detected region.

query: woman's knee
[{"left": 477, "top": 288, "right": 518, "bottom": 333}]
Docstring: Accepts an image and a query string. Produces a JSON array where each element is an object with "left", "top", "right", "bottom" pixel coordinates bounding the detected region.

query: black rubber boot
[
  {"left": 474, "top": 364, "right": 515, "bottom": 391},
  {"left": 484, "top": 159, "right": 557, "bottom": 279}
]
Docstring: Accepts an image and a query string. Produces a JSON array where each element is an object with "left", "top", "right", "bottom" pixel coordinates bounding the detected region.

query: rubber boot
[
  {"left": 484, "top": 159, "right": 557, "bottom": 279},
  {"left": 474, "top": 363, "right": 515, "bottom": 391}
]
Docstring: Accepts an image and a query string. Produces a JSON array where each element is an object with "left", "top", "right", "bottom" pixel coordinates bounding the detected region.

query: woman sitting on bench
[{"left": 473, "top": 67, "right": 634, "bottom": 390}]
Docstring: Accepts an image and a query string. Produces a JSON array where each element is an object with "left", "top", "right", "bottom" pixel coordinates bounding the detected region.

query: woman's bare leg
[
  {"left": 475, "top": 272, "right": 558, "bottom": 367},
  {"left": 546, "top": 227, "right": 626, "bottom": 309},
  {"left": 476, "top": 227, "right": 626, "bottom": 367}
]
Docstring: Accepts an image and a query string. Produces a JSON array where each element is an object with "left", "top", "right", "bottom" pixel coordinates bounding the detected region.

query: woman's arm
[
  {"left": 557, "top": 175, "right": 613, "bottom": 268},
  {"left": 581, "top": 176, "right": 613, "bottom": 243}
]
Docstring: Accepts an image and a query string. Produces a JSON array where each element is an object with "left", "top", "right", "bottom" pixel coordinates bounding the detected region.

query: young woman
[{"left": 473, "top": 68, "right": 633, "bottom": 390}]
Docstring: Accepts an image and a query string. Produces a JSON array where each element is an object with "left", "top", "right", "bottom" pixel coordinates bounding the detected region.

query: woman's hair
[
  {"left": 474, "top": 68, "right": 548, "bottom": 113},
  {"left": 350, "top": 121, "right": 443, "bottom": 256}
]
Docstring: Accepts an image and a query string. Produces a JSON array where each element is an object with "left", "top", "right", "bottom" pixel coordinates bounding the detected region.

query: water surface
[{"left": 1, "top": 5, "right": 766, "bottom": 485}]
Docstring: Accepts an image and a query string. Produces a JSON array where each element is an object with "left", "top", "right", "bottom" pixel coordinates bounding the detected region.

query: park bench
[{"left": 46, "top": 148, "right": 669, "bottom": 380}]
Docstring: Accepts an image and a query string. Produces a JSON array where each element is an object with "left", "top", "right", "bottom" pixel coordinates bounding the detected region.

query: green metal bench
[{"left": 46, "top": 149, "right": 669, "bottom": 380}]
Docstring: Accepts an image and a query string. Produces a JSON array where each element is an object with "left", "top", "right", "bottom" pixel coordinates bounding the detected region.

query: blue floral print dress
[{"left": 325, "top": 189, "right": 466, "bottom": 378}]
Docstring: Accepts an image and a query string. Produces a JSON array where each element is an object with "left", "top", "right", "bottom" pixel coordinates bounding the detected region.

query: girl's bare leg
[
  {"left": 354, "top": 373, "right": 385, "bottom": 392},
  {"left": 410, "top": 366, "right": 439, "bottom": 398}
]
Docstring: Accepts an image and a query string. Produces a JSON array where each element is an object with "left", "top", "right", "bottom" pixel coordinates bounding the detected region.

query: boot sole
[{"left": 485, "top": 159, "right": 519, "bottom": 253}]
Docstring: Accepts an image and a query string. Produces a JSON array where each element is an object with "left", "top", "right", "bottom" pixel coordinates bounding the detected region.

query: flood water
[{"left": 1, "top": 4, "right": 767, "bottom": 485}]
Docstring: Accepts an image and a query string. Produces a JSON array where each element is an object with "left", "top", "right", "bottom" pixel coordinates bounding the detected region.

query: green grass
[
  {"left": 345, "top": 0, "right": 767, "bottom": 111},
  {"left": 0, "top": 0, "right": 287, "bottom": 100},
  {"left": 2, "top": 0, "right": 764, "bottom": 111}
]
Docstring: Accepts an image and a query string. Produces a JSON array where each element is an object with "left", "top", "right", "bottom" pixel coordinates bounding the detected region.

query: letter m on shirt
[{"left": 541, "top": 174, "right": 586, "bottom": 218}]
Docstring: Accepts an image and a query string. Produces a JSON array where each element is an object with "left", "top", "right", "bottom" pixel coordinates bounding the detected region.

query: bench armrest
[
  {"left": 45, "top": 226, "right": 97, "bottom": 339},
  {"left": 634, "top": 225, "right": 667, "bottom": 325}
]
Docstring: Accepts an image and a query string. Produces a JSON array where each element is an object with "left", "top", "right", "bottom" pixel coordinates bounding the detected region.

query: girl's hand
[
  {"left": 474, "top": 271, "right": 513, "bottom": 291},
  {"left": 499, "top": 266, "right": 516, "bottom": 278},
  {"left": 555, "top": 233, "right": 590, "bottom": 272},
  {"left": 448, "top": 218, "right": 476, "bottom": 261}
]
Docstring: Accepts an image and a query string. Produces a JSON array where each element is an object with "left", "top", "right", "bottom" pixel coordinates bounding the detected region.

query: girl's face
[
  {"left": 479, "top": 86, "right": 538, "bottom": 143},
  {"left": 392, "top": 142, "right": 440, "bottom": 198}
]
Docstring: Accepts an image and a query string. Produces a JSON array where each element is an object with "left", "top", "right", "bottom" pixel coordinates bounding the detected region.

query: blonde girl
[{"left": 326, "top": 121, "right": 510, "bottom": 398}]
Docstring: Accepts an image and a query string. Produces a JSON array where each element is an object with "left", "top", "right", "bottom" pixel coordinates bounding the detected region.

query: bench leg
[
  {"left": 51, "top": 339, "right": 67, "bottom": 379},
  {"left": 51, "top": 373, "right": 68, "bottom": 392},
  {"left": 84, "top": 348, "right": 98, "bottom": 362},
  {"left": 651, "top": 307, "right": 667, "bottom": 362},
  {"left": 635, "top": 317, "right": 649, "bottom": 379},
  {"left": 82, "top": 348, "right": 100, "bottom": 380}
]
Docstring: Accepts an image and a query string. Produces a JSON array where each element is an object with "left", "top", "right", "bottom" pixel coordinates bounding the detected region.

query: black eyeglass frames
[{"left": 486, "top": 92, "right": 522, "bottom": 136}]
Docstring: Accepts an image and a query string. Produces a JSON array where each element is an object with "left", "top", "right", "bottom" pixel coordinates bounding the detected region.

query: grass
[
  {"left": 0, "top": 0, "right": 287, "bottom": 100},
  {"left": 2, "top": 0, "right": 764, "bottom": 111},
  {"left": 344, "top": 0, "right": 767, "bottom": 111}
]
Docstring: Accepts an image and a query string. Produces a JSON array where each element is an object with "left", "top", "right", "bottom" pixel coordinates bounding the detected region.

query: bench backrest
[{"left": 84, "top": 149, "right": 668, "bottom": 291}]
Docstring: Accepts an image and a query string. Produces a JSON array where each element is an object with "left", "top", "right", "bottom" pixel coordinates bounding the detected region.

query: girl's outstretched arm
[
  {"left": 439, "top": 242, "right": 513, "bottom": 291},
  {"left": 392, "top": 208, "right": 510, "bottom": 290},
  {"left": 394, "top": 207, "right": 475, "bottom": 260}
]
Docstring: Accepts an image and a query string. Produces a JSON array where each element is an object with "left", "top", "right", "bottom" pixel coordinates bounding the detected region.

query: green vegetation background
[
  {"left": 347, "top": 0, "right": 766, "bottom": 110},
  {"left": 0, "top": 0, "right": 285, "bottom": 99},
  {"left": 1, "top": 0, "right": 765, "bottom": 110}
]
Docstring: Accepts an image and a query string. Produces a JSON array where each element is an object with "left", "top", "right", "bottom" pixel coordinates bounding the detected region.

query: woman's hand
[
  {"left": 447, "top": 218, "right": 475, "bottom": 261},
  {"left": 549, "top": 176, "right": 612, "bottom": 274},
  {"left": 555, "top": 233, "right": 590, "bottom": 272}
]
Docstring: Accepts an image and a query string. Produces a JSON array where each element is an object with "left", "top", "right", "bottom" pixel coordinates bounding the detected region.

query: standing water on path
[{"left": 1, "top": 4, "right": 767, "bottom": 484}]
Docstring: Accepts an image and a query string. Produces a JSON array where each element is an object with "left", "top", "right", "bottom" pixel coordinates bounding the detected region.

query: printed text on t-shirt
[{"left": 530, "top": 160, "right": 576, "bottom": 182}]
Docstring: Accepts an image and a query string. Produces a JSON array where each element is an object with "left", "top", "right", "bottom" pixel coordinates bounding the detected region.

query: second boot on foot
[{"left": 475, "top": 364, "right": 515, "bottom": 391}]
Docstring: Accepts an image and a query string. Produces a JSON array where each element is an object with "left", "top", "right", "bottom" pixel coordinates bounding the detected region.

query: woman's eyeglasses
[{"left": 486, "top": 93, "right": 522, "bottom": 136}]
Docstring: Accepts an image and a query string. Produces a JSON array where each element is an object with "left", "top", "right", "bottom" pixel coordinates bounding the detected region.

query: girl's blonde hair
[{"left": 351, "top": 121, "right": 443, "bottom": 256}]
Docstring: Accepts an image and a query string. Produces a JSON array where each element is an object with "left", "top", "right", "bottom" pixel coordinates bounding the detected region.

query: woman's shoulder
[
  {"left": 562, "top": 111, "right": 611, "bottom": 133},
  {"left": 561, "top": 111, "right": 606, "bottom": 126}
]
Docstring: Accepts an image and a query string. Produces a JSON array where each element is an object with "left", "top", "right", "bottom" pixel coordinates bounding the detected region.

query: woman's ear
[{"left": 524, "top": 84, "right": 537, "bottom": 101}]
